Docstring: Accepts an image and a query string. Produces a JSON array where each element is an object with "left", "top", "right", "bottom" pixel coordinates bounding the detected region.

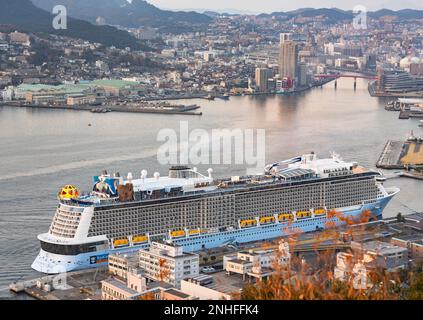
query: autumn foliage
[{"left": 234, "top": 210, "right": 418, "bottom": 300}]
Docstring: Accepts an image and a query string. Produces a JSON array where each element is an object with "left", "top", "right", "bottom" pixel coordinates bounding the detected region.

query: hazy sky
[{"left": 148, "top": 0, "right": 423, "bottom": 13}]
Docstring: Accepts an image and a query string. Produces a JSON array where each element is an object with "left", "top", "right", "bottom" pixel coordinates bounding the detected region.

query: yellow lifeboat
[
  {"left": 58, "top": 185, "right": 79, "bottom": 200},
  {"left": 113, "top": 238, "right": 129, "bottom": 247},
  {"left": 240, "top": 219, "right": 257, "bottom": 228},
  {"left": 278, "top": 213, "right": 294, "bottom": 222},
  {"left": 132, "top": 235, "right": 148, "bottom": 244},
  {"left": 188, "top": 229, "right": 200, "bottom": 236},
  {"left": 171, "top": 230, "right": 186, "bottom": 238},
  {"left": 296, "top": 211, "right": 312, "bottom": 219},
  {"left": 314, "top": 208, "right": 326, "bottom": 216},
  {"left": 260, "top": 216, "right": 275, "bottom": 225}
]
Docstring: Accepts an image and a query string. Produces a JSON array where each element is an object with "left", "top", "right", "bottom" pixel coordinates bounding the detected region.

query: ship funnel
[
  {"left": 154, "top": 172, "right": 160, "bottom": 181},
  {"left": 207, "top": 168, "right": 213, "bottom": 179}
]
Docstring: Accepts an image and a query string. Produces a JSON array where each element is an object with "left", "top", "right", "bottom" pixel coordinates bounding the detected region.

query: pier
[
  {"left": 376, "top": 140, "right": 405, "bottom": 169},
  {"left": 9, "top": 268, "right": 109, "bottom": 300},
  {"left": 376, "top": 138, "right": 423, "bottom": 181},
  {"left": 1, "top": 102, "right": 203, "bottom": 116}
]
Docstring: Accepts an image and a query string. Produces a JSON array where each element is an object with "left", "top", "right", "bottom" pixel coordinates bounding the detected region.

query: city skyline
[{"left": 148, "top": 0, "right": 423, "bottom": 14}]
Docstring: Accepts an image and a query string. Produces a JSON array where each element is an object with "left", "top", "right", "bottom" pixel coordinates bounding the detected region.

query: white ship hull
[{"left": 32, "top": 190, "right": 397, "bottom": 274}]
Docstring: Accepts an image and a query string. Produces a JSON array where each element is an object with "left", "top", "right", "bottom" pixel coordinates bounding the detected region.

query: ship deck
[{"left": 63, "top": 171, "right": 379, "bottom": 209}]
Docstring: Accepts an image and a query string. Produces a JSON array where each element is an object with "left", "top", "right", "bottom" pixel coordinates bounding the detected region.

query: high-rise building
[
  {"left": 255, "top": 68, "right": 272, "bottom": 92},
  {"left": 296, "top": 63, "right": 308, "bottom": 87},
  {"left": 279, "top": 33, "right": 299, "bottom": 82}
]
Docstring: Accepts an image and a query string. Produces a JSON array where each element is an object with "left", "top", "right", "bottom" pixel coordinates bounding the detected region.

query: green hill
[{"left": 0, "top": 0, "right": 148, "bottom": 50}]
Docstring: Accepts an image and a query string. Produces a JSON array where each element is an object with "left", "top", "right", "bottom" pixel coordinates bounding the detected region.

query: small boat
[{"left": 217, "top": 94, "right": 230, "bottom": 100}]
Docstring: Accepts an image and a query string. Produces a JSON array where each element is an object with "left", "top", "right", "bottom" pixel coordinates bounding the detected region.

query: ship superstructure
[{"left": 32, "top": 153, "right": 399, "bottom": 273}]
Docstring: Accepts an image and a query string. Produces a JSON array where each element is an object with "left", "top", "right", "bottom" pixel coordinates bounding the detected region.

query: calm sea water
[{"left": 0, "top": 78, "right": 422, "bottom": 299}]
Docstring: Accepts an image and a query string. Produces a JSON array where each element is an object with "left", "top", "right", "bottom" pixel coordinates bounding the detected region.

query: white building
[
  {"left": 108, "top": 252, "right": 139, "bottom": 279},
  {"left": 224, "top": 239, "right": 291, "bottom": 279},
  {"left": 180, "top": 275, "right": 232, "bottom": 300},
  {"left": 101, "top": 268, "right": 175, "bottom": 300},
  {"left": 139, "top": 242, "right": 199, "bottom": 288},
  {"left": 1, "top": 86, "right": 14, "bottom": 101},
  {"left": 334, "top": 252, "right": 354, "bottom": 281},
  {"left": 95, "top": 60, "right": 109, "bottom": 73}
]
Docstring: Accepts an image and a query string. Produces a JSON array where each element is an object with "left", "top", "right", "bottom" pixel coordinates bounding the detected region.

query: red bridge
[{"left": 314, "top": 74, "right": 378, "bottom": 80}]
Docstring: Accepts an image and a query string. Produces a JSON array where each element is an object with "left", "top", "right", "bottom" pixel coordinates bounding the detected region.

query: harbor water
[{"left": 0, "top": 78, "right": 422, "bottom": 298}]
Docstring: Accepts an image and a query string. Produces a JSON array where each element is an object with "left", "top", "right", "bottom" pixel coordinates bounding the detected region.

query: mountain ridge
[
  {"left": 257, "top": 8, "right": 423, "bottom": 21},
  {"left": 0, "top": 0, "right": 148, "bottom": 50},
  {"left": 31, "top": 0, "right": 212, "bottom": 32}
]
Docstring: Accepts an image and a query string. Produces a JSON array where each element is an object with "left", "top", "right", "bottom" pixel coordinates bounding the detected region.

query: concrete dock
[
  {"left": 9, "top": 268, "right": 108, "bottom": 300},
  {"left": 1, "top": 102, "right": 203, "bottom": 116},
  {"left": 376, "top": 140, "right": 405, "bottom": 169}
]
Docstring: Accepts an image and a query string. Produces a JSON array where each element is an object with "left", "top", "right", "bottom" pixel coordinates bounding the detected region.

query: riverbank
[
  {"left": 368, "top": 81, "right": 423, "bottom": 98},
  {"left": 0, "top": 102, "right": 203, "bottom": 115}
]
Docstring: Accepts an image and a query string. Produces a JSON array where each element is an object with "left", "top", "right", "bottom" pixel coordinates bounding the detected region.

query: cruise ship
[{"left": 32, "top": 153, "right": 399, "bottom": 274}]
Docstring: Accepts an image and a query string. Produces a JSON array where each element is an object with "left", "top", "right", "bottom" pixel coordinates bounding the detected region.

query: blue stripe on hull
[
  {"left": 32, "top": 194, "right": 394, "bottom": 274},
  {"left": 171, "top": 196, "right": 393, "bottom": 252}
]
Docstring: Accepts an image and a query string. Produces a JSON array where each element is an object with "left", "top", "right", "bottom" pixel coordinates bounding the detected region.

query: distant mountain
[
  {"left": 258, "top": 8, "right": 353, "bottom": 22},
  {"left": 258, "top": 8, "right": 423, "bottom": 22},
  {"left": 368, "top": 9, "right": 423, "bottom": 19},
  {"left": 31, "top": 0, "right": 212, "bottom": 33},
  {"left": 0, "top": 0, "right": 148, "bottom": 50}
]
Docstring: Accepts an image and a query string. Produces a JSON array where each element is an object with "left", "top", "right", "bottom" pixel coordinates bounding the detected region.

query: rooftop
[
  {"left": 200, "top": 271, "right": 246, "bottom": 295},
  {"left": 352, "top": 241, "right": 407, "bottom": 255},
  {"left": 101, "top": 278, "right": 138, "bottom": 296},
  {"left": 90, "top": 79, "right": 139, "bottom": 89},
  {"left": 391, "top": 234, "right": 423, "bottom": 242},
  {"left": 228, "top": 259, "right": 251, "bottom": 265},
  {"left": 17, "top": 83, "right": 90, "bottom": 94},
  {"left": 404, "top": 213, "right": 423, "bottom": 231},
  {"left": 164, "top": 288, "right": 191, "bottom": 299}
]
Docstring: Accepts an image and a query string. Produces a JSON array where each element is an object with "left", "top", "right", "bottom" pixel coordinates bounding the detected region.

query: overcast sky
[{"left": 147, "top": 0, "right": 423, "bottom": 13}]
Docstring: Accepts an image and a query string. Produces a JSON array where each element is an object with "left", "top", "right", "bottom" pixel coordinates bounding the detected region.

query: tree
[
  {"left": 156, "top": 258, "right": 170, "bottom": 283},
  {"left": 407, "top": 272, "right": 423, "bottom": 300},
  {"left": 396, "top": 213, "right": 405, "bottom": 223},
  {"left": 235, "top": 210, "right": 406, "bottom": 300}
]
